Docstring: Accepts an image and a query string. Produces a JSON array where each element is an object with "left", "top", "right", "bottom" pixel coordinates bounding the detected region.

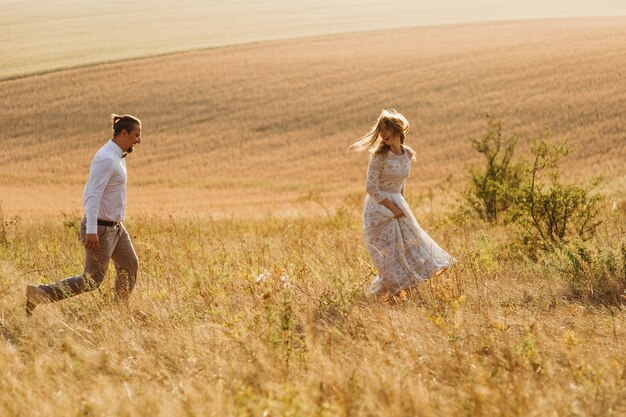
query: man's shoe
[{"left": 25, "top": 284, "right": 49, "bottom": 316}]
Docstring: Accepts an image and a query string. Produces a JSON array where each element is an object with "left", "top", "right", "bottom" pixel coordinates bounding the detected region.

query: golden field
[
  {"left": 0, "top": 208, "right": 625, "bottom": 416},
  {"left": 6, "top": 1, "right": 626, "bottom": 82},
  {"left": 1, "top": 18, "right": 626, "bottom": 219},
  {"left": 0, "top": 17, "right": 625, "bottom": 416}
]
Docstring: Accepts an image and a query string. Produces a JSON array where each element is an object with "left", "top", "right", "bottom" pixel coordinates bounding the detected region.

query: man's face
[{"left": 122, "top": 125, "right": 142, "bottom": 154}]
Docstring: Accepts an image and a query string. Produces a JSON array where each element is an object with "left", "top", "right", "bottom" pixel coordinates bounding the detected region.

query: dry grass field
[
  {"left": 1, "top": 17, "right": 625, "bottom": 417},
  {"left": 1, "top": 17, "right": 626, "bottom": 219},
  {"left": 5, "top": 1, "right": 625, "bottom": 81},
  {"left": 1, "top": 208, "right": 625, "bottom": 416}
]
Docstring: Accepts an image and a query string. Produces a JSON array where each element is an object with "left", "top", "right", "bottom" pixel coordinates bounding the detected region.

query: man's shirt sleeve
[{"left": 83, "top": 156, "right": 114, "bottom": 234}]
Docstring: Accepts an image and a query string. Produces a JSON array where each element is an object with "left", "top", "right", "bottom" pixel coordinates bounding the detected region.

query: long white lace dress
[{"left": 363, "top": 148, "right": 457, "bottom": 295}]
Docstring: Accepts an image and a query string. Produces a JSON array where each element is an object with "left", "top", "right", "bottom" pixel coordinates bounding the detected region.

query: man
[{"left": 26, "top": 114, "right": 142, "bottom": 316}]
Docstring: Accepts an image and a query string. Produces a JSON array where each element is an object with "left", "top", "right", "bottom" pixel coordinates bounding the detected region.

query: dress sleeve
[
  {"left": 401, "top": 150, "right": 412, "bottom": 196},
  {"left": 366, "top": 155, "right": 385, "bottom": 203},
  {"left": 83, "top": 156, "right": 114, "bottom": 234}
]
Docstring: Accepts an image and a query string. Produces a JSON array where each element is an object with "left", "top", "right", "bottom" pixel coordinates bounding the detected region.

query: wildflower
[
  {"left": 255, "top": 270, "right": 271, "bottom": 284},
  {"left": 280, "top": 273, "right": 291, "bottom": 289}
]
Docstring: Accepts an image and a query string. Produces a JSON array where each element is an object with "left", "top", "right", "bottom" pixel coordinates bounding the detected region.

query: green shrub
[
  {"left": 465, "top": 118, "right": 522, "bottom": 222},
  {"left": 506, "top": 136, "right": 604, "bottom": 251},
  {"left": 466, "top": 121, "right": 605, "bottom": 253},
  {"left": 549, "top": 240, "right": 626, "bottom": 305}
]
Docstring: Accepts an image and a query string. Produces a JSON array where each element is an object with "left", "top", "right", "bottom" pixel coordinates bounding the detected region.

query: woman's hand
[
  {"left": 390, "top": 205, "right": 405, "bottom": 219},
  {"left": 379, "top": 199, "right": 405, "bottom": 219}
]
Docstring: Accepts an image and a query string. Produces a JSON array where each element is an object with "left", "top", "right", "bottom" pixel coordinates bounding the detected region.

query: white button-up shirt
[{"left": 83, "top": 140, "right": 127, "bottom": 234}]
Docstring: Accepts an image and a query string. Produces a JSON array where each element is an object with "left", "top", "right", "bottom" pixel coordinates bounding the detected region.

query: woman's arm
[
  {"left": 366, "top": 155, "right": 404, "bottom": 218},
  {"left": 379, "top": 198, "right": 405, "bottom": 218}
]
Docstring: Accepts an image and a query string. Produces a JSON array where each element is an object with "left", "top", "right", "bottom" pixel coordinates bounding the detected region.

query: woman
[{"left": 350, "top": 109, "right": 456, "bottom": 300}]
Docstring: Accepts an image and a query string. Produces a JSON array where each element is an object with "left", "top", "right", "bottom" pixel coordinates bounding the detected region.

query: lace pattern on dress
[{"left": 362, "top": 150, "right": 457, "bottom": 295}]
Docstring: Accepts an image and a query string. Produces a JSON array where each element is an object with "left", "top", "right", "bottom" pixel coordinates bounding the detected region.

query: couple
[{"left": 25, "top": 110, "right": 455, "bottom": 314}]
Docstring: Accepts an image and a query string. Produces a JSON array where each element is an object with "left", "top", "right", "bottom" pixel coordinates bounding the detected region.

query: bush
[
  {"left": 465, "top": 118, "right": 522, "bottom": 222},
  {"left": 466, "top": 121, "right": 605, "bottom": 252},
  {"left": 506, "top": 136, "right": 604, "bottom": 251},
  {"left": 549, "top": 239, "right": 626, "bottom": 305}
]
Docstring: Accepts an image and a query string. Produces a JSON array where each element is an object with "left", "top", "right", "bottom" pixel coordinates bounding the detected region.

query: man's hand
[{"left": 84, "top": 233, "right": 99, "bottom": 252}]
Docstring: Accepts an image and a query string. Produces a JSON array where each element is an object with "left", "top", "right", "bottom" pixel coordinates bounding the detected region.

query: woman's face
[{"left": 380, "top": 127, "right": 401, "bottom": 147}]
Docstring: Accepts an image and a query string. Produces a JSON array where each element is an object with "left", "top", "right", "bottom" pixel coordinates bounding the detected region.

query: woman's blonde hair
[{"left": 349, "top": 109, "right": 415, "bottom": 159}]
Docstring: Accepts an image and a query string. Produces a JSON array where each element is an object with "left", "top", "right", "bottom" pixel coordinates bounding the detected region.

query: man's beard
[{"left": 126, "top": 145, "right": 135, "bottom": 154}]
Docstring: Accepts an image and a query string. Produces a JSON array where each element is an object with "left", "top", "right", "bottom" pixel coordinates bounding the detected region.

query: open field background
[
  {"left": 3, "top": 0, "right": 626, "bottom": 81},
  {"left": 1, "top": 15, "right": 626, "bottom": 417},
  {"left": 0, "top": 206, "right": 625, "bottom": 416},
  {"left": 1, "top": 17, "right": 626, "bottom": 220}
]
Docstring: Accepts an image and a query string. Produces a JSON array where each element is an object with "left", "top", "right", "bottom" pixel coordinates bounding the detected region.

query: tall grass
[
  {"left": 0, "top": 204, "right": 624, "bottom": 416},
  {"left": 1, "top": 17, "right": 626, "bottom": 416}
]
